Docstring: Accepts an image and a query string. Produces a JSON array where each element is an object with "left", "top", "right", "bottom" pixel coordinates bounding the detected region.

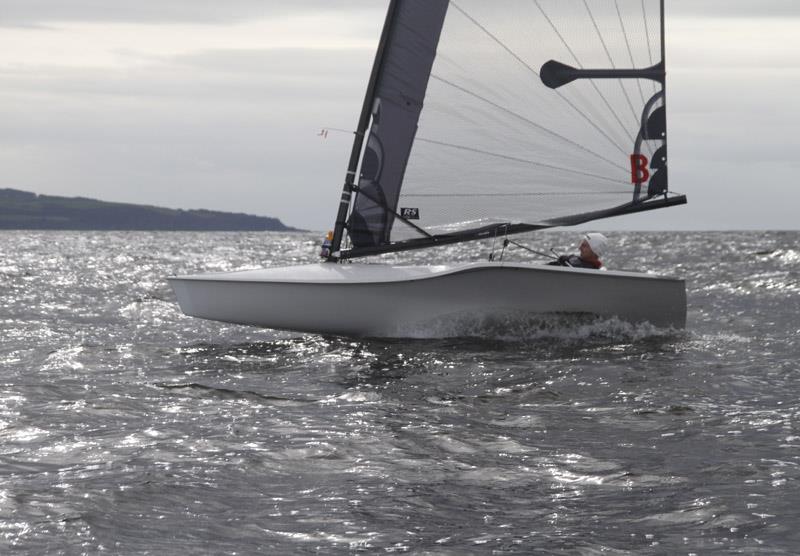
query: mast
[
  {"left": 328, "top": 0, "right": 399, "bottom": 260},
  {"left": 659, "top": 0, "right": 668, "bottom": 189},
  {"left": 660, "top": 0, "right": 666, "bottom": 68}
]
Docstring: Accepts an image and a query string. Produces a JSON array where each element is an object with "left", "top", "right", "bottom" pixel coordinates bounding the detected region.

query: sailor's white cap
[{"left": 583, "top": 232, "right": 608, "bottom": 258}]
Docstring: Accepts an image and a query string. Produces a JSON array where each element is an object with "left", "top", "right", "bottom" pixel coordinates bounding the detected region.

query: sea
[{"left": 0, "top": 230, "right": 798, "bottom": 554}]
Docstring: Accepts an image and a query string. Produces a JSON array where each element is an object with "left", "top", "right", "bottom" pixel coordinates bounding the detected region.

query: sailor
[{"left": 549, "top": 233, "right": 607, "bottom": 270}]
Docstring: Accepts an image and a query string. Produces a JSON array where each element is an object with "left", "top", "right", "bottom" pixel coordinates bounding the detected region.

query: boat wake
[{"left": 389, "top": 311, "right": 685, "bottom": 344}]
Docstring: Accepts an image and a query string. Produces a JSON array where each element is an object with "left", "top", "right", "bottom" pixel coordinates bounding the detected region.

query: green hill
[{"left": 0, "top": 189, "right": 299, "bottom": 232}]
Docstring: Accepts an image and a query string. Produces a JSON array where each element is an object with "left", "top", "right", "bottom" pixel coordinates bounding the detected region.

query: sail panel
[
  {"left": 346, "top": 0, "right": 669, "bottom": 250},
  {"left": 348, "top": 0, "right": 450, "bottom": 248}
]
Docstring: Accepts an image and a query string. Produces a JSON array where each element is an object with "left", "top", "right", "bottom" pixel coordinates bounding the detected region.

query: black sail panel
[{"left": 348, "top": 0, "right": 450, "bottom": 248}]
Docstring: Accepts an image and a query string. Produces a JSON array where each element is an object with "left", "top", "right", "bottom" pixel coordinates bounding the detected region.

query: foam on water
[{"left": 395, "top": 310, "right": 685, "bottom": 344}]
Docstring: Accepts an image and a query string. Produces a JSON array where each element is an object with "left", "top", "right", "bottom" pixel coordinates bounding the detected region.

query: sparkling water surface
[{"left": 1, "top": 231, "right": 798, "bottom": 554}]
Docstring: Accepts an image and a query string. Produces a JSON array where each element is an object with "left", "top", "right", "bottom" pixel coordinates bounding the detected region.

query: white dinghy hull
[{"left": 169, "top": 262, "right": 685, "bottom": 337}]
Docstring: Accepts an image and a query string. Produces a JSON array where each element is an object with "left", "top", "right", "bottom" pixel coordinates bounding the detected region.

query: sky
[{"left": 0, "top": 1, "right": 798, "bottom": 231}]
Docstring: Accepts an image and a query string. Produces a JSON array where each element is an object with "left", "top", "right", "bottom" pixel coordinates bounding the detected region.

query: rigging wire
[
  {"left": 613, "top": 0, "right": 655, "bottom": 158},
  {"left": 351, "top": 186, "right": 435, "bottom": 239},
  {"left": 318, "top": 127, "right": 356, "bottom": 136},
  {"left": 505, "top": 238, "right": 558, "bottom": 260},
  {"left": 450, "top": 1, "right": 629, "bottom": 157},
  {"left": 532, "top": 0, "right": 637, "bottom": 153},
  {"left": 642, "top": 0, "right": 658, "bottom": 95},
  {"left": 615, "top": 0, "right": 648, "bottom": 110},
  {"left": 430, "top": 74, "right": 628, "bottom": 173},
  {"left": 414, "top": 137, "right": 627, "bottom": 184},
  {"left": 582, "top": 0, "right": 641, "bottom": 143}
]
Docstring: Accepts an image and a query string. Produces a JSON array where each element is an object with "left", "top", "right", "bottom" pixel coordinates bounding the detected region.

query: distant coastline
[{"left": 0, "top": 188, "right": 300, "bottom": 232}]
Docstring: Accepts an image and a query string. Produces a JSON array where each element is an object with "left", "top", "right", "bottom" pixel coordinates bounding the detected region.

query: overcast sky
[{"left": 1, "top": 1, "right": 798, "bottom": 231}]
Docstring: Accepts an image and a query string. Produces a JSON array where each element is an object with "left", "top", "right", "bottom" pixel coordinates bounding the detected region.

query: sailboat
[{"left": 170, "top": 0, "right": 687, "bottom": 337}]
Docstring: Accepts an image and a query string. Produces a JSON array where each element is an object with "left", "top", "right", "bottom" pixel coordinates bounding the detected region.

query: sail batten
[{"left": 342, "top": 0, "right": 678, "bottom": 258}]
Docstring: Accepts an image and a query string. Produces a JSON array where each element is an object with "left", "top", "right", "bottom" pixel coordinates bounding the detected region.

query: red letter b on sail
[{"left": 630, "top": 154, "right": 650, "bottom": 184}]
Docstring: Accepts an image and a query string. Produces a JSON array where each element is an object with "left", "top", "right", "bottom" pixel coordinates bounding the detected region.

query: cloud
[
  {"left": 0, "top": 42, "right": 375, "bottom": 228},
  {"left": 0, "top": 2, "right": 386, "bottom": 228},
  {"left": 0, "top": 0, "right": 384, "bottom": 26},
  {"left": 671, "top": 0, "right": 800, "bottom": 18},
  {"left": 2, "top": 0, "right": 797, "bottom": 28},
  {"left": 0, "top": 47, "right": 372, "bottom": 104}
]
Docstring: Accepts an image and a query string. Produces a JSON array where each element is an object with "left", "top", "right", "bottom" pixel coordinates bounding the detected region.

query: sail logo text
[
  {"left": 400, "top": 208, "right": 420, "bottom": 220},
  {"left": 630, "top": 154, "right": 649, "bottom": 184}
]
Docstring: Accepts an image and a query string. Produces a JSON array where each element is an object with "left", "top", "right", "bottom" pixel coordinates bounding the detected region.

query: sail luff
[
  {"left": 329, "top": 0, "right": 400, "bottom": 258},
  {"left": 659, "top": 0, "right": 669, "bottom": 188},
  {"left": 637, "top": 0, "right": 668, "bottom": 199}
]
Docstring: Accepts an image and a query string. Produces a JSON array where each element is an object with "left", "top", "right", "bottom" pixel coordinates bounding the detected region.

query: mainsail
[{"left": 333, "top": 0, "right": 685, "bottom": 259}]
